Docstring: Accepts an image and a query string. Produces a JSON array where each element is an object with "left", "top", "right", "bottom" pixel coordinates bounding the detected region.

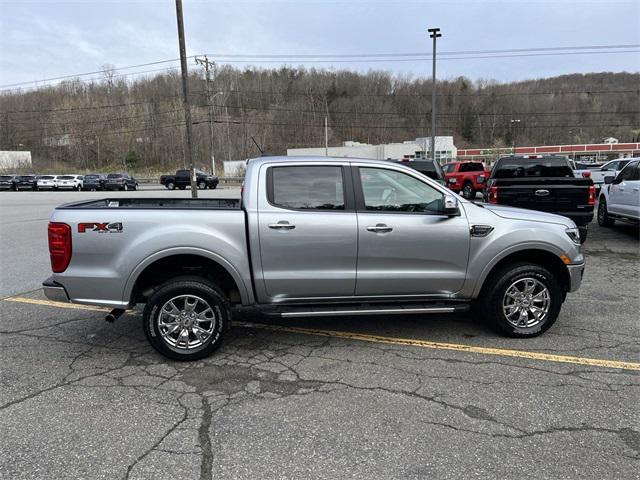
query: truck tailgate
[{"left": 495, "top": 178, "right": 591, "bottom": 213}]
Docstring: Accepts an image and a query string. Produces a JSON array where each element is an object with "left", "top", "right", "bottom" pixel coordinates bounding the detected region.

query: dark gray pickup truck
[{"left": 482, "top": 156, "right": 595, "bottom": 242}]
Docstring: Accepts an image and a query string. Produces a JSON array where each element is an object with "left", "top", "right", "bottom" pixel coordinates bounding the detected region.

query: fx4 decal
[{"left": 78, "top": 222, "right": 123, "bottom": 233}]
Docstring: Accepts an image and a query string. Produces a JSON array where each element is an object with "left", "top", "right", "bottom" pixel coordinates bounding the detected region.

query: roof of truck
[{"left": 248, "top": 155, "right": 415, "bottom": 167}]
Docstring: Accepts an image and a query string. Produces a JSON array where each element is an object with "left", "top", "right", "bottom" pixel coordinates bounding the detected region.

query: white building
[
  {"left": 287, "top": 136, "right": 456, "bottom": 163},
  {"left": 0, "top": 151, "right": 32, "bottom": 170}
]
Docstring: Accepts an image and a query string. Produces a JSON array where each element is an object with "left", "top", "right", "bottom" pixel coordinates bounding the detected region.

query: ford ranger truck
[{"left": 43, "top": 156, "right": 585, "bottom": 361}]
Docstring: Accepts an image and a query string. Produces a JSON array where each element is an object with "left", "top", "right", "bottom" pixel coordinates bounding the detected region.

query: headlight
[{"left": 565, "top": 227, "right": 581, "bottom": 244}]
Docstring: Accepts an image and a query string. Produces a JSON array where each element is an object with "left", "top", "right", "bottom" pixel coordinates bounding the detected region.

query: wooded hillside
[{"left": 1, "top": 67, "right": 638, "bottom": 173}]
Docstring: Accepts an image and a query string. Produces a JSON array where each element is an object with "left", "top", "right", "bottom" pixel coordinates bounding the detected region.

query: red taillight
[
  {"left": 581, "top": 171, "right": 591, "bottom": 178},
  {"left": 587, "top": 185, "right": 596, "bottom": 206},
  {"left": 488, "top": 186, "right": 499, "bottom": 204},
  {"left": 48, "top": 222, "right": 72, "bottom": 273}
]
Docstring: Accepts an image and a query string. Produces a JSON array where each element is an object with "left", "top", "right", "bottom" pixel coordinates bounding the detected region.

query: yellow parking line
[
  {"left": 239, "top": 323, "right": 640, "bottom": 372},
  {"left": 5, "top": 296, "right": 109, "bottom": 312},
  {"left": 5, "top": 295, "right": 639, "bottom": 371}
]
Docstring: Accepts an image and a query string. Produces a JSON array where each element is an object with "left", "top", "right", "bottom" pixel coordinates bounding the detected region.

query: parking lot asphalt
[{"left": 0, "top": 189, "right": 639, "bottom": 479}]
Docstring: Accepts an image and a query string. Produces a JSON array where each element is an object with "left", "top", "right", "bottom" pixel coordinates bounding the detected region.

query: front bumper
[
  {"left": 43, "top": 277, "right": 70, "bottom": 303},
  {"left": 566, "top": 262, "right": 585, "bottom": 292}
]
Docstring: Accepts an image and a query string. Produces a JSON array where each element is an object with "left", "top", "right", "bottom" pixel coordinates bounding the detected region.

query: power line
[
  {"left": 207, "top": 50, "right": 640, "bottom": 63},
  {"left": 1, "top": 43, "right": 637, "bottom": 89},
  {"left": 202, "top": 44, "right": 640, "bottom": 58}
]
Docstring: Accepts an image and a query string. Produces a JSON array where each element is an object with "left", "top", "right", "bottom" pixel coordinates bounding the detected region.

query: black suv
[
  {"left": 15, "top": 175, "right": 38, "bottom": 191},
  {"left": 82, "top": 174, "right": 107, "bottom": 191},
  {"left": 394, "top": 159, "right": 445, "bottom": 185},
  {"left": 0, "top": 174, "right": 18, "bottom": 191},
  {"left": 105, "top": 173, "right": 138, "bottom": 191}
]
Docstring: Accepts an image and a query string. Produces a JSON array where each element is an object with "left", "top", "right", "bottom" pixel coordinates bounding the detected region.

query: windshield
[
  {"left": 85, "top": 175, "right": 100, "bottom": 179},
  {"left": 58, "top": 176, "right": 74, "bottom": 180},
  {"left": 18, "top": 176, "right": 34, "bottom": 180},
  {"left": 107, "top": 174, "right": 123, "bottom": 178},
  {"left": 0, "top": 176, "right": 13, "bottom": 180},
  {"left": 493, "top": 157, "right": 573, "bottom": 178},
  {"left": 40, "top": 175, "right": 55, "bottom": 180}
]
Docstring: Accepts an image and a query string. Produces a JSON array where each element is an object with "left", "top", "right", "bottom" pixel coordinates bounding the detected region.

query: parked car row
[{"left": 0, "top": 173, "right": 138, "bottom": 191}]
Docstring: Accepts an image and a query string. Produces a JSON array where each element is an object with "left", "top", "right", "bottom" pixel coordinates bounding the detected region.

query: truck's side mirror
[
  {"left": 442, "top": 195, "right": 460, "bottom": 216},
  {"left": 604, "top": 175, "right": 615, "bottom": 185}
]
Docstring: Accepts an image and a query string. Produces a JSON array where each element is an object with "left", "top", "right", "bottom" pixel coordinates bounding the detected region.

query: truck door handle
[
  {"left": 366, "top": 224, "right": 393, "bottom": 233},
  {"left": 269, "top": 221, "right": 296, "bottom": 230}
]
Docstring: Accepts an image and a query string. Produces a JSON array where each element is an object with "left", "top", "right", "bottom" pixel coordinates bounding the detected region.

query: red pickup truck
[{"left": 442, "top": 161, "right": 490, "bottom": 199}]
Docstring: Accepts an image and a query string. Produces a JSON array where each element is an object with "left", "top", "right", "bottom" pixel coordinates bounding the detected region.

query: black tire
[
  {"left": 210, "top": 183, "right": 218, "bottom": 190},
  {"left": 167, "top": 181, "right": 175, "bottom": 190},
  {"left": 461, "top": 182, "right": 475, "bottom": 200},
  {"left": 134, "top": 183, "right": 138, "bottom": 191},
  {"left": 478, "top": 263, "right": 563, "bottom": 338},
  {"left": 198, "top": 181, "right": 206, "bottom": 190},
  {"left": 143, "top": 277, "right": 231, "bottom": 361},
  {"left": 597, "top": 198, "right": 614, "bottom": 227},
  {"left": 123, "top": 184, "right": 128, "bottom": 191}
]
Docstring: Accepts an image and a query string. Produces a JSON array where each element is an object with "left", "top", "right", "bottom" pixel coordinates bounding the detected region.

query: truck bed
[{"left": 57, "top": 197, "right": 241, "bottom": 210}]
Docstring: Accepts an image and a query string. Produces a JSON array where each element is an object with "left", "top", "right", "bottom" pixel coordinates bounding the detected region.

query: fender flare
[
  {"left": 471, "top": 241, "right": 567, "bottom": 298},
  {"left": 122, "top": 246, "right": 251, "bottom": 306}
]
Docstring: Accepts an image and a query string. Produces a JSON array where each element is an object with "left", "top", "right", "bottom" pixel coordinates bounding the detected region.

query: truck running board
[{"left": 267, "top": 303, "right": 469, "bottom": 319}]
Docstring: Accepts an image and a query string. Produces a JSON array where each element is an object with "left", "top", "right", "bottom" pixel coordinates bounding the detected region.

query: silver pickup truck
[{"left": 43, "top": 156, "right": 585, "bottom": 360}]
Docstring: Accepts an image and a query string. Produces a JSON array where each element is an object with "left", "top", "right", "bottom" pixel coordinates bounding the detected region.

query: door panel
[
  {"left": 257, "top": 164, "right": 357, "bottom": 299},
  {"left": 354, "top": 166, "right": 470, "bottom": 296},
  {"left": 356, "top": 212, "right": 470, "bottom": 295}
]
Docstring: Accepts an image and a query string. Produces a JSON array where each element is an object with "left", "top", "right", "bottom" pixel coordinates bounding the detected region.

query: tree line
[{"left": 1, "top": 67, "right": 638, "bottom": 173}]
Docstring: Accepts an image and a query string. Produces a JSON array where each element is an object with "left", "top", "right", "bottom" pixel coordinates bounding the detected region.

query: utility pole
[
  {"left": 510, "top": 119, "right": 521, "bottom": 155},
  {"left": 174, "top": 0, "right": 197, "bottom": 198},
  {"left": 195, "top": 55, "right": 217, "bottom": 175},
  {"left": 428, "top": 27, "right": 441, "bottom": 164},
  {"left": 324, "top": 116, "right": 328, "bottom": 156}
]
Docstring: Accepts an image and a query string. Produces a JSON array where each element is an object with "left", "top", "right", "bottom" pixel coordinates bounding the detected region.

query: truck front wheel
[
  {"left": 143, "top": 277, "right": 231, "bottom": 361},
  {"left": 478, "top": 263, "right": 562, "bottom": 337}
]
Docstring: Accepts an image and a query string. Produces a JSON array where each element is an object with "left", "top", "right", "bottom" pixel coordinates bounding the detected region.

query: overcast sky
[{"left": 1, "top": 0, "right": 639, "bottom": 89}]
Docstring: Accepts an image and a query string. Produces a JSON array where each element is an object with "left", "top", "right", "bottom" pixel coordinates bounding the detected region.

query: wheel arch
[
  {"left": 473, "top": 248, "right": 570, "bottom": 299},
  {"left": 124, "top": 248, "right": 251, "bottom": 307}
]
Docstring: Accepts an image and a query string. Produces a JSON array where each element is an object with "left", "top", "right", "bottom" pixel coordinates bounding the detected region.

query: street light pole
[
  {"left": 428, "top": 27, "right": 442, "bottom": 164},
  {"left": 174, "top": 0, "right": 197, "bottom": 198}
]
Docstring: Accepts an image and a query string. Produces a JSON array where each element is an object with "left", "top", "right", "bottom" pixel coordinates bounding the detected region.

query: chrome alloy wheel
[
  {"left": 502, "top": 277, "right": 550, "bottom": 328},
  {"left": 158, "top": 295, "right": 217, "bottom": 350}
]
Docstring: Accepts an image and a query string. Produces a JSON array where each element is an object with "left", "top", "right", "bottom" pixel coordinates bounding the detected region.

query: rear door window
[{"left": 268, "top": 166, "right": 345, "bottom": 210}]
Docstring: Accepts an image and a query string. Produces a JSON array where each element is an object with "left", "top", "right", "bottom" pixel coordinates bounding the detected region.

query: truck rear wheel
[
  {"left": 478, "top": 263, "right": 562, "bottom": 337},
  {"left": 143, "top": 277, "right": 231, "bottom": 361},
  {"left": 462, "top": 182, "right": 475, "bottom": 200}
]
